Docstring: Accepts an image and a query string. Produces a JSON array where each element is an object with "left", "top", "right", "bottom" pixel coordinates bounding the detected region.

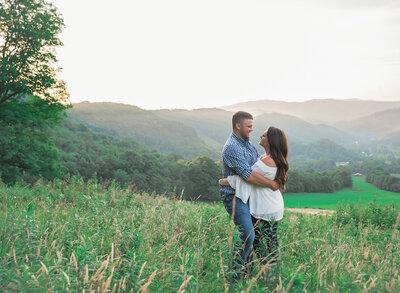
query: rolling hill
[
  {"left": 339, "top": 107, "right": 400, "bottom": 137},
  {"left": 289, "top": 138, "right": 364, "bottom": 162},
  {"left": 67, "top": 102, "right": 220, "bottom": 159},
  {"left": 251, "top": 113, "right": 355, "bottom": 146},
  {"left": 153, "top": 108, "right": 233, "bottom": 149}
]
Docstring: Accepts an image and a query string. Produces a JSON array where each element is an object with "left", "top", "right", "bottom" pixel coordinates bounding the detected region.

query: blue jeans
[{"left": 223, "top": 195, "right": 255, "bottom": 279}]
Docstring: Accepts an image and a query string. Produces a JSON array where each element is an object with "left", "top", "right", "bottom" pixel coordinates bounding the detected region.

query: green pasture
[{"left": 284, "top": 176, "right": 400, "bottom": 210}]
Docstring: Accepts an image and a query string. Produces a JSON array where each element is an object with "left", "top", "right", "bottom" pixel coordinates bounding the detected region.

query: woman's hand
[{"left": 218, "top": 178, "right": 230, "bottom": 187}]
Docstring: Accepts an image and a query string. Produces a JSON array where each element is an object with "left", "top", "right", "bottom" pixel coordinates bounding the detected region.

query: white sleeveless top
[{"left": 227, "top": 158, "right": 284, "bottom": 221}]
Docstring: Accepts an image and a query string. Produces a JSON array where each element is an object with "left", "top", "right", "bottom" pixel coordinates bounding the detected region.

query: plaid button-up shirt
[{"left": 220, "top": 133, "right": 259, "bottom": 200}]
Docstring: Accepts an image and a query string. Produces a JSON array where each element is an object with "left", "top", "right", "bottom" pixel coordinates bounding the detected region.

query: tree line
[
  {"left": 349, "top": 158, "right": 400, "bottom": 175},
  {"left": 286, "top": 168, "right": 352, "bottom": 193},
  {"left": 365, "top": 170, "right": 400, "bottom": 193},
  {"left": 364, "top": 163, "right": 400, "bottom": 193},
  {"left": 349, "top": 159, "right": 400, "bottom": 193}
]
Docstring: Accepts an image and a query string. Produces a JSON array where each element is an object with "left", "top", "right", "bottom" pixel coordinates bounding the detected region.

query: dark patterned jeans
[{"left": 251, "top": 216, "right": 279, "bottom": 265}]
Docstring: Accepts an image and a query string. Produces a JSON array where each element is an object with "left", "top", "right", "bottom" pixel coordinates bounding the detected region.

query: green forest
[{"left": 53, "top": 119, "right": 221, "bottom": 201}]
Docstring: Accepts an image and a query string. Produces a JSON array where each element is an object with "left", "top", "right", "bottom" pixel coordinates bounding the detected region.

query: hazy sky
[{"left": 52, "top": 0, "right": 400, "bottom": 109}]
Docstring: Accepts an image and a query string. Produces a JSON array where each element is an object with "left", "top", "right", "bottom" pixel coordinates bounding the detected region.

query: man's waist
[{"left": 220, "top": 185, "right": 235, "bottom": 197}]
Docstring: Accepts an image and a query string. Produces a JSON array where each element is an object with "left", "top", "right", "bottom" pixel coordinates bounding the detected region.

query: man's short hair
[{"left": 232, "top": 111, "right": 253, "bottom": 130}]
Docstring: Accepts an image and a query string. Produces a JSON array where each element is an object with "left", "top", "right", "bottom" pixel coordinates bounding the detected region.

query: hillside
[
  {"left": 68, "top": 102, "right": 220, "bottom": 160},
  {"left": 51, "top": 118, "right": 221, "bottom": 201},
  {"left": 222, "top": 99, "right": 400, "bottom": 124},
  {"left": 286, "top": 139, "right": 364, "bottom": 164},
  {"left": 251, "top": 113, "right": 355, "bottom": 146},
  {"left": 153, "top": 108, "right": 233, "bottom": 149},
  {"left": 339, "top": 107, "right": 400, "bottom": 137}
]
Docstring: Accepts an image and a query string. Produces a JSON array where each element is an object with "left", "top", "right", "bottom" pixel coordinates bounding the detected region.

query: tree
[
  {"left": 0, "top": 0, "right": 69, "bottom": 183},
  {"left": 183, "top": 156, "right": 221, "bottom": 201},
  {"left": 0, "top": 0, "right": 68, "bottom": 104}
]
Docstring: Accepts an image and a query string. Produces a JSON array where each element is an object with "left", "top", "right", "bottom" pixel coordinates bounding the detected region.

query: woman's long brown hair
[{"left": 266, "top": 126, "right": 289, "bottom": 192}]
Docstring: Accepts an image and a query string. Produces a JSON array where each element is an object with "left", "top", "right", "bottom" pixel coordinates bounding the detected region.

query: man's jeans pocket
[
  {"left": 223, "top": 194, "right": 234, "bottom": 215},
  {"left": 223, "top": 195, "right": 248, "bottom": 217}
]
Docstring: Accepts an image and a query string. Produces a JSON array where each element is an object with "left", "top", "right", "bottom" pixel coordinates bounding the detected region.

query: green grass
[
  {"left": 285, "top": 176, "right": 400, "bottom": 210},
  {"left": 0, "top": 177, "right": 399, "bottom": 292}
]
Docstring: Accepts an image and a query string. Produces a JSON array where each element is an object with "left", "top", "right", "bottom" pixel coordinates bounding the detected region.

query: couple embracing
[{"left": 219, "top": 111, "right": 289, "bottom": 281}]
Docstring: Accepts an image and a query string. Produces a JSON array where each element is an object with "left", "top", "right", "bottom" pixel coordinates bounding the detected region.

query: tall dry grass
[{"left": 0, "top": 177, "right": 399, "bottom": 292}]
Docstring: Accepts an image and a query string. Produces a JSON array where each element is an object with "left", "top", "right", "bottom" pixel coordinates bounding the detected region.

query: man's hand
[
  {"left": 246, "top": 171, "right": 279, "bottom": 191},
  {"left": 218, "top": 178, "right": 230, "bottom": 187}
]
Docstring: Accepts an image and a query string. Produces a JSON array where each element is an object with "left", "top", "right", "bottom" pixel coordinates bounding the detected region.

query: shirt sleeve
[{"left": 223, "top": 146, "right": 253, "bottom": 180}]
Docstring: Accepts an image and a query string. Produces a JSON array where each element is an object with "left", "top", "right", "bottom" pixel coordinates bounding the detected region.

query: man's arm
[
  {"left": 223, "top": 147, "right": 279, "bottom": 191},
  {"left": 223, "top": 147, "right": 253, "bottom": 180},
  {"left": 246, "top": 171, "right": 279, "bottom": 191}
]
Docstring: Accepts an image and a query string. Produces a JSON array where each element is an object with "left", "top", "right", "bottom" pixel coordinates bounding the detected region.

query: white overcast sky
[{"left": 52, "top": 0, "right": 400, "bottom": 109}]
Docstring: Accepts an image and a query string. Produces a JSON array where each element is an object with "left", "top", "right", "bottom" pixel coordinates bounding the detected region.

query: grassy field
[
  {"left": 285, "top": 176, "right": 400, "bottom": 210},
  {"left": 0, "top": 177, "right": 399, "bottom": 292}
]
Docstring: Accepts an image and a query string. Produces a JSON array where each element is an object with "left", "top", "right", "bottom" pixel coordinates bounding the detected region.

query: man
[{"left": 220, "top": 111, "right": 279, "bottom": 281}]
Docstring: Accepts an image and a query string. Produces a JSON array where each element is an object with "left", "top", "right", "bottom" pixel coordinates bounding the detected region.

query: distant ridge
[
  {"left": 340, "top": 107, "right": 400, "bottom": 137},
  {"left": 222, "top": 99, "right": 400, "bottom": 123},
  {"left": 68, "top": 102, "right": 220, "bottom": 159},
  {"left": 252, "top": 113, "right": 354, "bottom": 146},
  {"left": 154, "top": 108, "right": 357, "bottom": 148},
  {"left": 153, "top": 108, "right": 233, "bottom": 147}
]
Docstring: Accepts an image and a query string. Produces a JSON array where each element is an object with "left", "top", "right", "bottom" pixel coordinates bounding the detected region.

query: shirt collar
[{"left": 232, "top": 133, "right": 250, "bottom": 146}]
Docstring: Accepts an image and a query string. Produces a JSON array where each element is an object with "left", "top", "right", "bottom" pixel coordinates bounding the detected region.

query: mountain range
[
  {"left": 68, "top": 99, "right": 400, "bottom": 161},
  {"left": 338, "top": 107, "right": 400, "bottom": 137},
  {"left": 222, "top": 99, "right": 400, "bottom": 124}
]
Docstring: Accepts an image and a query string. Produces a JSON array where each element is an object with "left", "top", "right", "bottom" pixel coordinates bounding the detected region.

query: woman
[{"left": 219, "top": 126, "right": 289, "bottom": 264}]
